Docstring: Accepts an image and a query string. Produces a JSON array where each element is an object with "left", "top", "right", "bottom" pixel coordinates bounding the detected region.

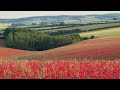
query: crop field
[
  {"left": 1, "top": 13, "right": 120, "bottom": 79},
  {"left": 40, "top": 22, "right": 120, "bottom": 32},
  {"left": 0, "top": 23, "right": 11, "bottom": 31},
  {"left": 31, "top": 26, "right": 68, "bottom": 30},
  {"left": 80, "top": 27, "right": 120, "bottom": 38},
  {"left": 0, "top": 47, "right": 31, "bottom": 59},
  {"left": 0, "top": 60, "right": 119, "bottom": 79},
  {"left": 0, "top": 36, "right": 120, "bottom": 79},
  {"left": 11, "top": 36, "right": 120, "bottom": 61}
]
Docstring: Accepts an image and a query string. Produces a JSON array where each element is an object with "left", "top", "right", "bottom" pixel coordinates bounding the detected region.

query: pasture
[
  {"left": 0, "top": 23, "right": 11, "bottom": 31},
  {"left": 80, "top": 27, "right": 120, "bottom": 38},
  {"left": 40, "top": 22, "right": 120, "bottom": 32}
]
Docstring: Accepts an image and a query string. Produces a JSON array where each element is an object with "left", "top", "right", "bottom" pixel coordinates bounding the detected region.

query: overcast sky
[{"left": 0, "top": 11, "right": 120, "bottom": 19}]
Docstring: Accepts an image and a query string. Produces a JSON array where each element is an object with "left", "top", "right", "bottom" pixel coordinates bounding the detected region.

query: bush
[
  {"left": 82, "top": 37, "right": 89, "bottom": 40},
  {"left": 90, "top": 35, "right": 95, "bottom": 39}
]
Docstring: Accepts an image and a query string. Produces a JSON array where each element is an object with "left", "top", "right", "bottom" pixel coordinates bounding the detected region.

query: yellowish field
[
  {"left": 0, "top": 23, "right": 11, "bottom": 30},
  {"left": 80, "top": 27, "right": 120, "bottom": 38}
]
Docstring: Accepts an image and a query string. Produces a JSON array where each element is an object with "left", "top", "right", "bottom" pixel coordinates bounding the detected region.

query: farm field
[
  {"left": 40, "top": 22, "right": 120, "bottom": 32},
  {"left": 1, "top": 35, "right": 120, "bottom": 79},
  {"left": 11, "top": 36, "right": 120, "bottom": 61},
  {"left": 0, "top": 60, "right": 119, "bottom": 79},
  {"left": 0, "top": 47, "right": 31, "bottom": 59},
  {"left": 0, "top": 23, "right": 11, "bottom": 31},
  {"left": 0, "top": 35, "right": 120, "bottom": 79},
  {"left": 1, "top": 12, "right": 120, "bottom": 79},
  {"left": 80, "top": 27, "right": 120, "bottom": 38}
]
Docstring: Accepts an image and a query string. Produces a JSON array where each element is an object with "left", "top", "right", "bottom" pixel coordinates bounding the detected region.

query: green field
[
  {"left": 80, "top": 27, "right": 120, "bottom": 38},
  {"left": 40, "top": 22, "right": 120, "bottom": 32},
  {"left": 0, "top": 23, "right": 11, "bottom": 38},
  {"left": 0, "top": 23, "right": 11, "bottom": 30}
]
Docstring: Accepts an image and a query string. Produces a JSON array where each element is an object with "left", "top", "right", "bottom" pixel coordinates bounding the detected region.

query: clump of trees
[{"left": 4, "top": 28, "right": 81, "bottom": 51}]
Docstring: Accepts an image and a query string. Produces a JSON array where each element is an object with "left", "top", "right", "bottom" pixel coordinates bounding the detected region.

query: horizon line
[{"left": 0, "top": 12, "right": 119, "bottom": 19}]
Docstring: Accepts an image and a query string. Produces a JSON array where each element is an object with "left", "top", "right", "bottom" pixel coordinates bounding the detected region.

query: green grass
[{"left": 80, "top": 27, "right": 120, "bottom": 38}]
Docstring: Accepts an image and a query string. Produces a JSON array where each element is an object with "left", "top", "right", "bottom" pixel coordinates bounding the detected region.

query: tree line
[
  {"left": 45, "top": 29, "right": 83, "bottom": 36},
  {"left": 4, "top": 28, "right": 81, "bottom": 51}
]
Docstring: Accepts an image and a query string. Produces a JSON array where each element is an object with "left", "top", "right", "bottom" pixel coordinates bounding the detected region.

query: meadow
[
  {"left": 80, "top": 27, "right": 120, "bottom": 38},
  {"left": 0, "top": 23, "right": 11, "bottom": 31}
]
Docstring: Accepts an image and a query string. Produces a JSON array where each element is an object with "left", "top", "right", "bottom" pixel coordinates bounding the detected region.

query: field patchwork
[
  {"left": 0, "top": 34, "right": 120, "bottom": 79},
  {"left": 80, "top": 27, "right": 120, "bottom": 38}
]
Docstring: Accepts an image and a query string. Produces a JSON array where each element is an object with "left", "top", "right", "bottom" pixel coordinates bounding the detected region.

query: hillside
[
  {"left": 0, "top": 47, "right": 31, "bottom": 59},
  {"left": 1, "top": 12, "right": 120, "bottom": 79},
  {"left": 10, "top": 36, "right": 120, "bottom": 61},
  {"left": 80, "top": 27, "right": 120, "bottom": 38},
  {"left": 1, "top": 35, "right": 120, "bottom": 79},
  {"left": 0, "top": 13, "right": 120, "bottom": 24}
]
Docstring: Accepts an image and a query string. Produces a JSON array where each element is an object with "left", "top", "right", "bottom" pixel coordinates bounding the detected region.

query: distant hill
[{"left": 0, "top": 13, "right": 120, "bottom": 25}]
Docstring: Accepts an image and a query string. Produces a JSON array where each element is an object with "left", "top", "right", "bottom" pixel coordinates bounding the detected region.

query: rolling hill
[
  {"left": 0, "top": 47, "right": 31, "bottom": 59},
  {"left": 0, "top": 32, "right": 120, "bottom": 79},
  {"left": 9, "top": 36, "right": 120, "bottom": 61},
  {"left": 80, "top": 27, "right": 120, "bottom": 38},
  {"left": 1, "top": 13, "right": 120, "bottom": 79},
  {"left": 0, "top": 13, "right": 120, "bottom": 25}
]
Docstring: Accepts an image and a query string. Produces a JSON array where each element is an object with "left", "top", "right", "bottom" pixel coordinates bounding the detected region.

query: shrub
[{"left": 90, "top": 35, "right": 95, "bottom": 39}]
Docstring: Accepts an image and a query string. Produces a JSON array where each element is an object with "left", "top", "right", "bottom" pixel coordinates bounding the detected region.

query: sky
[{"left": 0, "top": 11, "right": 120, "bottom": 19}]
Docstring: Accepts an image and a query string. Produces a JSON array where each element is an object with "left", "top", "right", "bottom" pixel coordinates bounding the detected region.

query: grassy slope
[
  {"left": 10, "top": 36, "right": 120, "bottom": 61},
  {"left": 80, "top": 27, "right": 120, "bottom": 38}
]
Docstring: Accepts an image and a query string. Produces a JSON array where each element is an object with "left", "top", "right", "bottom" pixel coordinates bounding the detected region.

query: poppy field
[
  {"left": 0, "top": 36, "right": 120, "bottom": 79},
  {"left": 0, "top": 60, "right": 120, "bottom": 79},
  {"left": 13, "top": 36, "right": 120, "bottom": 61},
  {"left": 0, "top": 47, "right": 30, "bottom": 59}
]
